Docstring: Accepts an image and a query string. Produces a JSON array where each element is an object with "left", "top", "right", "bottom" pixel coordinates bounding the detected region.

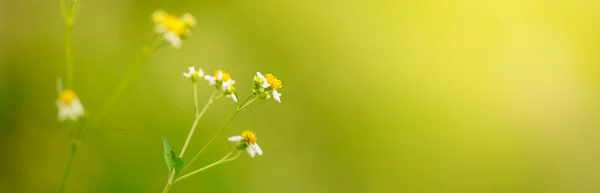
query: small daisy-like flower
[
  {"left": 183, "top": 66, "right": 204, "bottom": 82},
  {"left": 228, "top": 130, "right": 263, "bottom": 158},
  {"left": 254, "top": 72, "right": 283, "bottom": 103},
  {"left": 56, "top": 89, "right": 85, "bottom": 121},
  {"left": 152, "top": 10, "right": 196, "bottom": 49},
  {"left": 204, "top": 70, "right": 235, "bottom": 90}
]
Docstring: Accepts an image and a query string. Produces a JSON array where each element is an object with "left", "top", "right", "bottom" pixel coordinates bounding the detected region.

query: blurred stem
[
  {"left": 58, "top": 141, "right": 78, "bottom": 193},
  {"left": 181, "top": 94, "right": 258, "bottom": 173},
  {"left": 59, "top": 1, "right": 80, "bottom": 193},
  {"left": 61, "top": 0, "right": 79, "bottom": 88},
  {"left": 174, "top": 150, "right": 241, "bottom": 183},
  {"left": 65, "top": 21, "right": 73, "bottom": 88},
  {"left": 193, "top": 84, "right": 199, "bottom": 116},
  {"left": 90, "top": 35, "right": 160, "bottom": 130}
]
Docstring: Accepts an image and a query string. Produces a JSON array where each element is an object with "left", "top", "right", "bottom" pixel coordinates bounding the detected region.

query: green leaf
[
  {"left": 170, "top": 150, "right": 184, "bottom": 175},
  {"left": 162, "top": 136, "right": 172, "bottom": 171}
]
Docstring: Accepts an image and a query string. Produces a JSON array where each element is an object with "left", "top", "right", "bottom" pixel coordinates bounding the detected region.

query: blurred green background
[{"left": 2, "top": 0, "right": 600, "bottom": 192}]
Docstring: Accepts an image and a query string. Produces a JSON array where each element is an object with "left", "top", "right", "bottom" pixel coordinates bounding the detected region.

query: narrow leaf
[
  {"left": 170, "top": 150, "right": 184, "bottom": 175},
  {"left": 162, "top": 136, "right": 172, "bottom": 171}
]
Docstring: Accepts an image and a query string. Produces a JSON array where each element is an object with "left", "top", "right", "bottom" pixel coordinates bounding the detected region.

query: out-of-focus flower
[
  {"left": 204, "top": 70, "right": 234, "bottom": 90},
  {"left": 183, "top": 66, "right": 204, "bottom": 82},
  {"left": 57, "top": 89, "right": 85, "bottom": 121},
  {"left": 152, "top": 10, "right": 196, "bottom": 48}
]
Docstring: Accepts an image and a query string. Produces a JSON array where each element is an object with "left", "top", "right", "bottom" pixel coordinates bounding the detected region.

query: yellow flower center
[
  {"left": 163, "top": 15, "right": 185, "bottom": 36},
  {"left": 242, "top": 130, "right": 257, "bottom": 146},
  {"left": 193, "top": 71, "right": 200, "bottom": 77},
  {"left": 215, "top": 70, "right": 231, "bottom": 81},
  {"left": 265, "top": 73, "right": 282, "bottom": 89},
  {"left": 59, "top": 89, "right": 76, "bottom": 105}
]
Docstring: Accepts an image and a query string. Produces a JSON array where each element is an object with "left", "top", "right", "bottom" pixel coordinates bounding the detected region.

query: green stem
[
  {"left": 180, "top": 94, "right": 258, "bottom": 173},
  {"left": 193, "top": 84, "right": 199, "bottom": 116},
  {"left": 90, "top": 35, "right": 159, "bottom": 130},
  {"left": 65, "top": 21, "right": 73, "bottom": 88},
  {"left": 58, "top": 142, "right": 78, "bottom": 193},
  {"left": 174, "top": 150, "right": 241, "bottom": 183},
  {"left": 179, "top": 90, "right": 217, "bottom": 157}
]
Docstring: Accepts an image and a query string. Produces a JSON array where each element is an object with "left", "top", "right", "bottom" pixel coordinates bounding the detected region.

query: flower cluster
[
  {"left": 228, "top": 130, "right": 263, "bottom": 158},
  {"left": 254, "top": 72, "right": 283, "bottom": 103},
  {"left": 56, "top": 89, "right": 85, "bottom": 121},
  {"left": 184, "top": 67, "right": 238, "bottom": 103},
  {"left": 152, "top": 10, "right": 196, "bottom": 48}
]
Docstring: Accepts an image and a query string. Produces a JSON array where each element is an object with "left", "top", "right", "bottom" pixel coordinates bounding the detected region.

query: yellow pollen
[
  {"left": 193, "top": 71, "right": 199, "bottom": 77},
  {"left": 241, "top": 130, "right": 257, "bottom": 145},
  {"left": 163, "top": 15, "right": 185, "bottom": 35},
  {"left": 265, "top": 73, "right": 282, "bottom": 89},
  {"left": 59, "top": 89, "right": 77, "bottom": 105},
  {"left": 215, "top": 70, "right": 231, "bottom": 81}
]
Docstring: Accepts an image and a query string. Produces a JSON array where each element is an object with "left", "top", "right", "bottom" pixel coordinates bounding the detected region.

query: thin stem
[
  {"left": 58, "top": 142, "right": 78, "bottom": 193},
  {"left": 175, "top": 150, "right": 241, "bottom": 183},
  {"left": 90, "top": 35, "right": 159, "bottom": 129},
  {"left": 179, "top": 90, "right": 217, "bottom": 157},
  {"left": 181, "top": 94, "right": 258, "bottom": 173},
  {"left": 161, "top": 89, "right": 218, "bottom": 193},
  {"left": 193, "top": 84, "right": 199, "bottom": 116},
  {"left": 65, "top": 20, "right": 73, "bottom": 88}
]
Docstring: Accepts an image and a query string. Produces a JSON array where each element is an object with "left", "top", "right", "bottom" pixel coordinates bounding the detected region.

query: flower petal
[
  {"left": 253, "top": 144, "right": 263, "bottom": 156},
  {"left": 164, "top": 32, "right": 182, "bottom": 48},
  {"left": 272, "top": 89, "right": 282, "bottom": 103},
  {"left": 181, "top": 13, "right": 197, "bottom": 27},
  {"left": 228, "top": 136, "right": 243, "bottom": 142},
  {"left": 247, "top": 146, "right": 256, "bottom": 158}
]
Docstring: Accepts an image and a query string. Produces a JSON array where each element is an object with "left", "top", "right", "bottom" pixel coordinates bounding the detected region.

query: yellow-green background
[{"left": 1, "top": 0, "right": 600, "bottom": 192}]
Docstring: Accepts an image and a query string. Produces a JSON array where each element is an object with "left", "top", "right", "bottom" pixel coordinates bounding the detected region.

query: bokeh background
[{"left": 2, "top": 0, "right": 600, "bottom": 192}]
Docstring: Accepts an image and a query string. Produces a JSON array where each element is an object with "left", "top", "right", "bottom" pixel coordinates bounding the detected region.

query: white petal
[
  {"left": 253, "top": 144, "right": 263, "bottom": 156},
  {"left": 228, "top": 136, "right": 242, "bottom": 142},
  {"left": 256, "top": 72, "right": 270, "bottom": 88},
  {"left": 198, "top": 69, "right": 204, "bottom": 77},
  {"left": 217, "top": 71, "right": 223, "bottom": 80},
  {"left": 256, "top": 72, "right": 265, "bottom": 80},
  {"left": 246, "top": 146, "right": 256, "bottom": 158},
  {"left": 181, "top": 13, "right": 197, "bottom": 27},
  {"left": 164, "top": 32, "right": 182, "bottom": 48},
  {"left": 183, "top": 72, "right": 191, "bottom": 77},
  {"left": 261, "top": 81, "right": 271, "bottom": 88},
  {"left": 272, "top": 90, "right": 282, "bottom": 103},
  {"left": 154, "top": 24, "right": 167, "bottom": 34},
  {"left": 232, "top": 94, "right": 238, "bottom": 103},
  {"left": 204, "top": 75, "right": 216, "bottom": 85}
]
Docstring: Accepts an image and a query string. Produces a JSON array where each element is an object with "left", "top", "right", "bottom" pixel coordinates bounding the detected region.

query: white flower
[
  {"left": 183, "top": 66, "right": 204, "bottom": 82},
  {"left": 228, "top": 131, "right": 263, "bottom": 158},
  {"left": 204, "top": 70, "right": 234, "bottom": 89},
  {"left": 56, "top": 89, "right": 85, "bottom": 121},
  {"left": 254, "top": 72, "right": 283, "bottom": 103},
  {"left": 152, "top": 10, "right": 196, "bottom": 48}
]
